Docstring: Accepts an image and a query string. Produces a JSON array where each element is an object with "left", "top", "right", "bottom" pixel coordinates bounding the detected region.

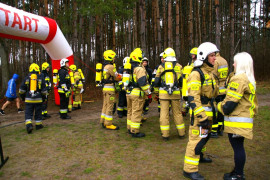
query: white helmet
[
  {"left": 123, "top": 57, "right": 129, "bottom": 66},
  {"left": 195, "top": 42, "right": 219, "bottom": 67},
  {"left": 60, "top": 58, "right": 69, "bottom": 67},
  {"left": 142, "top": 57, "right": 149, "bottom": 65},
  {"left": 159, "top": 52, "right": 164, "bottom": 58}
]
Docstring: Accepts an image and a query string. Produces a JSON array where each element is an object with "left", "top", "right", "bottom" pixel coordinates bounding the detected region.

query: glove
[
  {"left": 197, "top": 119, "right": 209, "bottom": 129},
  {"left": 80, "top": 88, "right": 84, "bottom": 94},
  {"left": 154, "top": 95, "right": 159, "bottom": 101},
  {"left": 148, "top": 94, "right": 152, "bottom": 103},
  {"left": 65, "top": 91, "right": 70, "bottom": 97}
]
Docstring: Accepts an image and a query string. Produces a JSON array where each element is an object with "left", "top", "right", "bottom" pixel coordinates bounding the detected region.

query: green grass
[
  {"left": 256, "top": 81, "right": 270, "bottom": 94},
  {"left": 0, "top": 105, "right": 269, "bottom": 179}
]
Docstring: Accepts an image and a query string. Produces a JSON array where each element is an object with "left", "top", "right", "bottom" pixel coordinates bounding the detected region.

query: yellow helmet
[
  {"left": 29, "top": 63, "right": 40, "bottom": 72},
  {"left": 163, "top": 47, "right": 176, "bottom": 59},
  {"left": 130, "top": 49, "right": 143, "bottom": 63},
  {"left": 103, "top": 50, "right": 116, "bottom": 61},
  {"left": 190, "top": 47, "right": 198, "bottom": 55},
  {"left": 53, "top": 69, "right": 58, "bottom": 74},
  {"left": 42, "top": 62, "right": 50, "bottom": 70},
  {"left": 69, "top": 64, "right": 77, "bottom": 71}
]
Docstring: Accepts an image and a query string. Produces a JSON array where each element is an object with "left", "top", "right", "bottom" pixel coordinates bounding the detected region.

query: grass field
[{"left": 0, "top": 90, "right": 269, "bottom": 179}]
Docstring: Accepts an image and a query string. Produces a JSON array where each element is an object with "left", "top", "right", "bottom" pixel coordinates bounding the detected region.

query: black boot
[
  {"left": 61, "top": 115, "right": 71, "bottom": 119},
  {"left": 224, "top": 169, "right": 236, "bottom": 179},
  {"left": 36, "top": 124, "right": 44, "bottom": 130},
  {"left": 224, "top": 174, "right": 245, "bottom": 180},
  {"left": 26, "top": 124, "right": 33, "bottom": 134},
  {"left": 183, "top": 171, "right": 204, "bottom": 180},
  {"left": 132, "top": 132, "right": 145, "bottom": 138},
  {"left": 162, "top": 136, "right": 170, "bottom": 141},
  {"left": 210, "top": 132, "right": 219, "bottom": 138},
  {"left": 199, "top": 153, "right": 212, "bottom": 163}
]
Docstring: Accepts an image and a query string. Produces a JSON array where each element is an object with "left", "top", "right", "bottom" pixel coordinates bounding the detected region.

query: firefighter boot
[
  {"left": 105, "top": 124, "right": 119, "bottom": 130},
  {"left": 36, "top": 124, "right": 44, "bottom": 130},
  {"left": 183, "top": 171, "right": 204, "bottom": 180},
  {"left": 26, "top": 124, "right": 33, "bottom": 134},
  {"left": 131, "top": 132, "right": 145, "bottom": 138},
  {"left": 199, "top": 153, "right": 212, "bottom": 163},
  {"left": 224, "top": 174, "right": 245, "bottom": 180},
  {"left": 224, "top": 169, "right": 236, "bottom": 179}
]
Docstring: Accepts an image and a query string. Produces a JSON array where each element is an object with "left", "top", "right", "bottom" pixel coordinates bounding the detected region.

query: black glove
[
  {"left": 20, "top": 94, "right": 26, "bottom": 101},
  {"left": 197, "top": 119, "right": 209, "bottom": 129}
]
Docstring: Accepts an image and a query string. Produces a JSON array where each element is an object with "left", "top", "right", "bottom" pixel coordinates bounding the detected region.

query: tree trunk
[
  {"left": 230, "top": 0, "right": 235, "bottom": 72},
  {"left": 180, "top": 0, "right": 185, "bottom": 58},
  {"left": 163, "top": 0, "right": 167, "bottom": 48},
  {"left": 128, "top": 20, "right": 131, "bottom": 53},
  {"left": 95, "top": 15, "right": 102, "bottom": 62},
  {"left": 156, "top": 0, "right": 162, "bottom": 53},
  {"left": 168, "top": 0, "right": 172, "bottom": 47},
  {"left": 133, "top": 4, "right": 137, "bottom": 48},
  {"left": 246, "top": 0, "right": 250, "bottom": 52},
  {"left": 112, "top": 19, "right": 116, "bottom": 51},
  {"left": 188, "top": 0, "right": 193, "bottom": 48},
  {"left": 202, "top": 0, "right": 207, "bottom": 42},
  {"left": 215, "top": 0, "right": 221, "bottom": 49},
  {"left": 140, "top": 0, "right": 146, "bottom": 53},
  {"left": 175, "top": 0, "right": 180, "bottom": 58},
  {"left": 0, "top": 40, "right": 10, "bottom": 97},
  {"left": 209, "top": 0, "right": 213, "bottom": 41}
]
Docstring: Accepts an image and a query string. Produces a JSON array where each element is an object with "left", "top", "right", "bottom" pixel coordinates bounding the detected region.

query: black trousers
[
  {"left": 25, "top": 103, "right": 42, "bottom": 121},
  {"left": 216, "top": 95, "right": 226, "bottom": 132},
  {"left": 59, "top": 93, "right": 69, "bottom": 118},
  {"left": 228, "top": 133, "right": 246, "bottom": 176},
  {"left": 41, "top": 97, "right": 48, "bottom": 115},
  {"left": 117, "top": 90, "right": 127, "bottom": 116},
  {"left": 143, "top": 99, "right": 150, "bottom": 112}
]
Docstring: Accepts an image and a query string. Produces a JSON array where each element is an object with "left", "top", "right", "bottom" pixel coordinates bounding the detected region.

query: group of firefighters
[
  {"left": 0, "top": 41, "right": 257, "bottom": 180},
  {"left": 98, "top": 42, "right": 257, "bottom": 180}
]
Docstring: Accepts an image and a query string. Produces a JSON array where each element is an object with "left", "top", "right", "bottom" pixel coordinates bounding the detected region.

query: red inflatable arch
[{"left": 0, "top": 2, "right": 74, "bottom": 105}]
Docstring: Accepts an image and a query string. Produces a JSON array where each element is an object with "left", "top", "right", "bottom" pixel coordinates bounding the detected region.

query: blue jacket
[{"left": 5, "top": 74, "right": 19, "bottom": 98}]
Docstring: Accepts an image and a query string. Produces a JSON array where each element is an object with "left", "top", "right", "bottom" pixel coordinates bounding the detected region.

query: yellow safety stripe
[
  {"left": 218, "top": 122, "right": 223, "bottom": 125},
  {"left": 218, "top": 67, "right": 228, "bottom": 72},
  {"left": 36, "top": 121, "right": 42, "bottom": 125},
  {"left": 105, "top": 115, "right": 113, "bottom": 121},
  {"left": 227, "top": 90, "right": 243, "bottom": 100},
  {"left": 25, "top": 119, "right": 32, "bottom": 125},
  {"left": 187, "top": 81, "right": 201, "bottom": 87},
  {"left": 130, "top": 89, "right": 144, "bottom": 96},
  {"left": 25, "top": 99, "right": 43, "bottom": 103},
  {"left": 127, "top": 119, "right": 132, "bottom": 125},
  {"left": 205, "top": 111, "right": 213, "bottom": 117},
  {"left": 160, "top": 125, "right": 170, "bottom": 130},
  {"left": 68, "top": 105, "right": 72, "bottom": 109},
  {"left": 224, "top": 121, "right": 253, "bottom": 129},
  {"left": 194, "top": 106, "right": 204, "bottom": 115},
  {"left": 212, "top": 124, "right": 218, "bottom": 128},
  {"left": 60, "top": 109, "right": 67, "bottom": 113},
  {"left": 184, "top": 156, "right": 199, "bottom": 165},
  {"left": 249, "top": 94, "right": 255, "bottom": 118},
  {"left": 176, "top": 124, "right": 185, "bottom": 129},
  {"left": 117, "top": 107, "right": 124, "bottom": 111},
  {"left": 203, "top": 80, "right": 216, "bottom": 86},
  {"left": 141, "top": 84, "right": 150, "bottom": 91},
  {"left": 101, "top": 113, "right": 105, "bottom": 119},
  {"left": 217, "top": 103, "right": 222, "bottom": 113},
  {"left": 159, "top": 90, "right": 180, "bottom": 95},
  {"left": 131, "top": 122, "right": 140, "bottom": 129}
]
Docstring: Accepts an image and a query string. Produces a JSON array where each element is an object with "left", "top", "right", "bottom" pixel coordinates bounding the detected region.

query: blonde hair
[{"left": 234, "top": 52, "right": 256, "bottom": 89}]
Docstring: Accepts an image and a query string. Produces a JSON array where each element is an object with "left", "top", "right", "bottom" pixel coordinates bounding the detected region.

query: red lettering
[
  {"left": 23, "top": 15, "right": 32, "bottom": 31},
  {"left": 11, "top": 12, "right": 22, "bottom": 29},
  {"left": 32, "top": 18, "right": 39, "bottom": 32},
  {"left": 0, "top": 8, "right": 11, "bottom": 26}
]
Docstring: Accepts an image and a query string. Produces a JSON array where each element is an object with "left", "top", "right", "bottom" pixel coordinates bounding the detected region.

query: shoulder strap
[{"left": 193, "top": 67, "right": 205, "bottom": 86}]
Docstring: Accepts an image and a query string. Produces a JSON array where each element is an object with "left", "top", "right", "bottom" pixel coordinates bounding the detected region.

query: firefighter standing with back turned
[
  {"left": 183, "top": 42, "right": 219, "bottom": 180},
  {"left": 58, "top": 58, "right": 72, "bottom": 119},
  {"left": 126, "top": 48, "right": 151, "bottom": 137},
  {"left": 19, "top": 63, "right": 47, "bottom": 134},
  {"left": 69, "top": 65, "right": 83, "bottom": 110},
  {"left": 154, "top": 47, "right": 185, "bottom": 140},
  {"left": 40, "top": 62, "right": 52, "bottom": 119},
  {"left": 100, "top": 50, "right": 121, "bottom": 130},
  {"left": 212, "top": 53, "right": 228, "bottom": 137}
]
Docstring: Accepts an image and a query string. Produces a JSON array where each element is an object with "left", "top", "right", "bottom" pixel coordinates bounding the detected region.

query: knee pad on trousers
[{"left": 194, "top": 135, "right": 210, "bottom": 155}]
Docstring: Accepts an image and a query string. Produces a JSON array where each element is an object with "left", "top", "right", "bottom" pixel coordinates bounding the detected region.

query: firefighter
[
  {"left": 100, "top": 50, "right": 121, "bottom": 130},
  {"left": 126, "top": 48, "right": 151, "bottom": 137},
  {"left": 58, "top": 58, "right": 72, "bottom": 119},
  {"left": 183, "top": 42, "right": 219, "bottom": 180},
  {"left": 154, "top": 47, "right": 185, "bottom": 140},
  {"left": 40, "top": 62, "right": 51, "bottom": 119},
  {"left": 19, "top": 63, "right": 47, "bottom": 134},
  {"left": 142, "top": 57, "right": 153, "bottom": 115},
  {"left": 152, "top": 52, "right": 165, "bottom": 113},
  {"left": 117, "top": 57, "right": 128, "bottom": 118},
  {"left": 69, "top": 65, "right": 83, "bottom": 110},
  {"left": 181, "top": 47, "right": 198, "bottom": 116},
  {"left": 212, "top": 53, "right": 229, "bottom": 138},
  {"left": 217, "top": 52, "right": 258, "bottom": 180},
  {"left": 68, "top": 67, "right": 75, "bottom": 112}
]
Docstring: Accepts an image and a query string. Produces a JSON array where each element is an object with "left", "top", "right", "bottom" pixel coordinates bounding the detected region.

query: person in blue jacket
[{"left": 0, "top": 74, "right": 24, "bottom": 115}]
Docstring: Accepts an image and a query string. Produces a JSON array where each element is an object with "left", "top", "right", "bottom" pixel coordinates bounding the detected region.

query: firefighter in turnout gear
[
  {"left": 126, "top": 48, "right": 151, "bottom": 138},
  {"left": 58, "top": 58, "right": 72, "bottom": 119},
  {"left": 117, "top": 57, "right": 129, "bottom": 118},
  {"left": 217, "top": 52, "right": 258, "bottom": 180},
  {"left": 40, "top": 62, "right": 51, "bottom": 119},
  {"left": 182, "top": 47, "right": 198, "bottom": 116},
  {"left": 100, "top": 50, "right": 121, "bottom": 130},
  {"left": 154, "top": 48, "right": 185, "bottom": 140},
  {"left": 183, "top": 42, "right": 219, "bottom": 180},
  {"left": 70, "top": 65, "right": 83, "bottom": 110},
  {"left": 19, "top": 63, "right": 47, "bottom": 134},
  {"left": 212, "top": 53, "right": 228, "bottom": 138},
  {"left": 68, "top": 68, "right": 75, "bottom": 112},
  {"left": 142, "top": 57, "right": 153, "bottom": 115},
  {"left": 152, "top": 52, "right": 165, "bottom": 113}
]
